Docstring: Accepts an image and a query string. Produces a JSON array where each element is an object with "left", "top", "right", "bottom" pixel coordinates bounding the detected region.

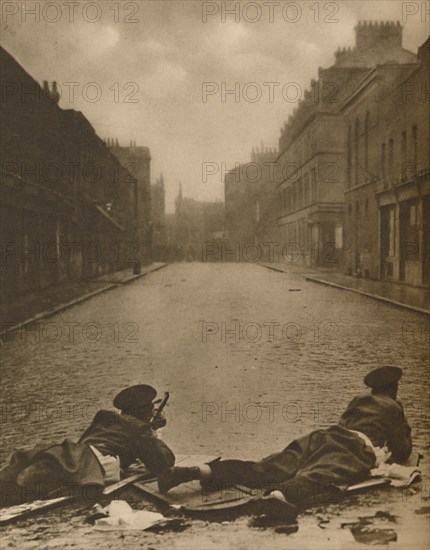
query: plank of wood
[{"left": 0, "top": 472, "right": 151, "bottom": 525}]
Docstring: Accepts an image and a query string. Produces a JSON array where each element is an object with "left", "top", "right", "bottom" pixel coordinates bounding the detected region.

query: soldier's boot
[
  {"left": 247, "top": 490, "right": 298, "bottom": 524},
  {"left": 157, "top": 466, "right": 201, "bottom": 493}
]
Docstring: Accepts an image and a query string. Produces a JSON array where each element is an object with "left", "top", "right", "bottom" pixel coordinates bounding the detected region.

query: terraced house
[
  {"left": 275, "top": 21, "right": 417, "bottom": 267},
  {"left": 343, "top": 37, "right": 429, "bottom": 286},
  {"left": 0, "top": 47, "right": 151, "bottom": 308}
]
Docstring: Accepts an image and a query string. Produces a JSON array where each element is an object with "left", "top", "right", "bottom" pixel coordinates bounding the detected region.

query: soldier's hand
[{"left": 151, "top": 414, "right": 167, "bottom": 430}]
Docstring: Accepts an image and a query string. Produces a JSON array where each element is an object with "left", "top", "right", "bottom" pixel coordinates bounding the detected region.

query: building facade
[
  {"left": 151, "top": 173, "right": 168, "bottom": 261},
  {"left": 275, "top": 21, "right": 417, "bottom": 267},
  {"left": 0, "top": 47, "right": 144, "bottom": 308},
  {"left": 224, "top": 145, "right": 278, "bottom": 260},
  {"left": 342, "top": 38, "right": 429, "bottom": 286},
  {"left": 109, "top": 140, "right": 152, "bottom": 267}
]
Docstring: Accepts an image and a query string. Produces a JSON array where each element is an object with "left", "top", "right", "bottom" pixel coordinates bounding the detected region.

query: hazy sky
[{"left": 1, "top": 1, "right": 429, "bottom": 211}]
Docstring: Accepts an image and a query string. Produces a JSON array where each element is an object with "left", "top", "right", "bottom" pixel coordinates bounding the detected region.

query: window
[
  {"left": 355, "top": 118, "right": 360, "bottom": 186},
  {"left": 310, "top": 167, "right": 317, "bottom": 203},
  {"left": 292, "top": 183, "right": 297, "bottom": 211},
  {"left": 298, "top": 179, "right": 303, "bottom": 209},
  {"left": 389, "top": 209, "right": 396, "bottom": 256},
  {"left": 304, "top": 173, "right": 310, "bottom": 205},
  {"left": 401, "top": 131, "right": 407, "bottom": 181},
  {"left": 347, "top": 126, "right": 352, "bottom": 187},
  {"left": 388, "top": 138, "right": 394, "bottom": 181},
  {"left": 411, "top": 125, "right": 418, "bottom": 173},
  {"left": 364, "top": 112, "right": 370, "bottom": 170},
  {"left": 381, "top": 143, "right": 387, "bottom": 188}
]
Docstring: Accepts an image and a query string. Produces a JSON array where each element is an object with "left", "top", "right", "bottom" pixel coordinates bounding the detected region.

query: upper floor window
[
  {"left": 388, "top": 138, "right": 394, "bottom": 180},
  {"left": 364, "top": 112, "right": 370, "bottom": 171},
  {"left": 304, "top": 173, "right": 310, "bottom": 205},
  {"left": 381, "top": 142, "right": 387, "bottom": 188},
  {"left": 298, "top": 179, "right": 303, "bottom": 209},
  {"left": 347, "top": 125, "right": 352, "bottom": 187},
  {"left": 411, "top": 125, "right": 418, "bottom": 172},
  {"left": 311, "top": 168, "right": 317, "bottom": 203},
  {"left": 401, "top": 131, "right": 407, "bottom": 181},
  {"left": 355, "top": 118, "right": 360, "bottom": 186}
]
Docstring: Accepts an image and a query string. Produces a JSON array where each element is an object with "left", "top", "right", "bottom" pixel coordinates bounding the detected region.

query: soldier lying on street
[
  {"left": 0, "top": 385, "right": 175, "bottom": 508},
  {"left": 158, "top": 366, "right": 412, "bottom": 521}
]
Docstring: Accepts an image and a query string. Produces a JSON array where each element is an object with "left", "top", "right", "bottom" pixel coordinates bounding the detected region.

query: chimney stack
[{"left": 355, "top": 20, "right": 403, "bottom": 51}]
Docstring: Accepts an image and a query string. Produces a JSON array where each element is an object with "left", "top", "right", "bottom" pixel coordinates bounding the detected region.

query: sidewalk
[
  {"left": 260, "top": 262, "right": 430, "bottom": 315},
  {"left": 1, "top": 263, "right": 168, "bottom": 334}
]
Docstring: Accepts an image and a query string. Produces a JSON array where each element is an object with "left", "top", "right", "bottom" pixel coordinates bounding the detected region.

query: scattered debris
[
  {"left": 341, "top": 510, "right": 398, "bottom": 545},
  {"left": 350, "top": 525, "right": 397, "bottom": 545},
  {"left": 415, "top": 506, "right": 430, "bottom": 515}
]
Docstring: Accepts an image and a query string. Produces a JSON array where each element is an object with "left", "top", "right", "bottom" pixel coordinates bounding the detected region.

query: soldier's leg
[
  {"left": 275, "top": 428, "right": 376, "bottom": 511},
  {"left": 158, "top": 436, "right": 309, "bottom": 494}
]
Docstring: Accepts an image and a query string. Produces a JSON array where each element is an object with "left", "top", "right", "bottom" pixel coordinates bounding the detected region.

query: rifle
[{"left": 150, "top": 392, "right": 169, "bottom": 426}]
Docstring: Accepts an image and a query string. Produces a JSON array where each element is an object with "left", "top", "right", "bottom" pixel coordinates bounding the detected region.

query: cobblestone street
[{"left": 1, "top": 263, "right": 429, "bottom": 549}]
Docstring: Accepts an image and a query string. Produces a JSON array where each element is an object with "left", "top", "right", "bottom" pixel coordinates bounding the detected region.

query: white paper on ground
[{"left": 93, "top": 500, "right": 166, "bottom": 531}]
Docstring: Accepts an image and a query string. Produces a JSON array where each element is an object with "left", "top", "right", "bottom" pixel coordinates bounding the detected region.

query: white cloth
[
  {"left": 348, "top": 430, "right": 391, "bottom": 467},
  {"left": 93, "top": 501, "right": 166, "bottom": 531},
  {"left": 89, "top": 445, "right": 121, "bottom": 484}
]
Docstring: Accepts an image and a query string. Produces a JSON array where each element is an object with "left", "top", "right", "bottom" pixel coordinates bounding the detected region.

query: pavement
[
  {"left": 0, "top": 262, "right": 428, "bottom": 550},
  {"left": 0, "top": 262, "right": 168, "bottom": 335},
  {"left": 260, "top": 262, "right": 430, "bottom": 315}
]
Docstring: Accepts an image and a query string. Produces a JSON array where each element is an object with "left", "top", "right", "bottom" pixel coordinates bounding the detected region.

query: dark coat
[
  {"left": 338, "top": 393, "right": 412, "bottom": 462},
  {"left": 208, "top": 393, "right": 412, "bottom": 509},
  {"left": 79, "top": 410, "right": 175, "bottom": 472},
  {"left": 0, "top": 410, "right": 175, "bottom": 507}
]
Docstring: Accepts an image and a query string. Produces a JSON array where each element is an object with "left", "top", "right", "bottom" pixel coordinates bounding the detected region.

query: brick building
[
  {"left": 343, "top": 37, "right": 429, "bottom": 285},
  {"left": 275, "top": 21, "right": 417, "bottom": 267},
  {"left": 0, "top": 47, "right": 145, "bottom": 307}
]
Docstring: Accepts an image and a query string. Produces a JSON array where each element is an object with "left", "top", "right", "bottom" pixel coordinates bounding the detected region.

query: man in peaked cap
[
  {"left": 0, "top": 384, "right": 175, "bottom": 507},
  {"left": 158, "top": 366, "right": 412, "bottom": 521}
]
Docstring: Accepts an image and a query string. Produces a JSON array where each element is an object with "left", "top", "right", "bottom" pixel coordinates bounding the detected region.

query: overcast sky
[{"left": 1, "top": 1, "right": 428, "bottom": 211}]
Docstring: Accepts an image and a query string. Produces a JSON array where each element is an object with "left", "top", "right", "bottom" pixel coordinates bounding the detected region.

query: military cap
[
  {"left": 113, "top": 384, "right": 157, "bottom": 411},
  {"left": 364, "top": 366, "right": 403, "bottom": 389}
]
